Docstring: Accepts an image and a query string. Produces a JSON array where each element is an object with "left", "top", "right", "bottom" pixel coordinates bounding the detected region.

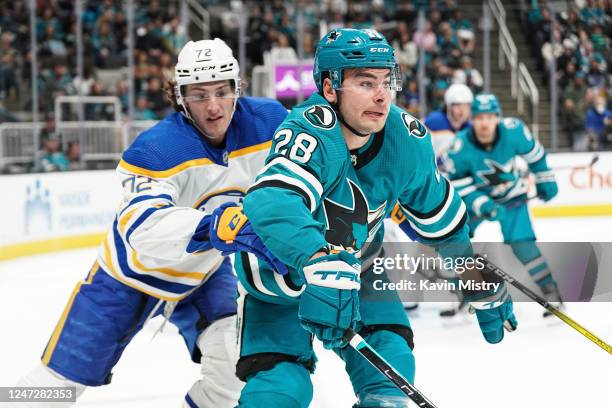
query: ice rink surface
[{"left": 1, "top": 216, "right": 611, "bottom": 407}]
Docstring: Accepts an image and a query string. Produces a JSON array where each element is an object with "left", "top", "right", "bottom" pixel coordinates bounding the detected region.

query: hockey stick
[
  {"left": 344, "top": 328, "right": 439, "bottom": 408},
  {"left": 479, "top": 256, "right": 612, "bottom": 355},
  {"left": 548, "top": 154, "right": 599, "bottom": 171},
  {"left": 469, "top": 194, "right": 538, "bottom": 225}
]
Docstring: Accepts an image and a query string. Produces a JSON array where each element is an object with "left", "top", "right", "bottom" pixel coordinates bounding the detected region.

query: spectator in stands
[
  {"left": 437, "top": 22, "right": 458, "bottom": 60},
  {"left": 116, "top": 79, "right": 129, "bottom": 114},
  {"left": 35, "top": 134, "right": 70, "bottom": 173},
  {"left": 0, "top": 33, "right": 20, "bottom": 101},
  {"left": 162, "top": 16, "right": 186, "bottom": 56},
  {"left": 580, "top": 0, "right": 605, "bottom": 26},
  {"left": 66, "top": 141, "right": 84, "bottom": 171},
  {"left": 135, "top": 23, "right": 165, "bottom": 55},
  {"left": 400, "top": 78, "right": 420, "bottom": 116},
  {"left": 92, "top": 21, "right": 119, "bottom": 68},
  {"left": 450, "top": 9, "right": 473, "bottom": 32},
  {"left": 590, "top": 25, "right": 607, "bottom": 53},
  {"left": 561, "top": 73, "right": 589, "bottom": 150},
  {"left": 40, "top": 25, "right": 68, "bottom": 57},
  {"left": 85, "top": 80, "right": 113, "bottom": 120},
  {"left": 453, "top": 56, "right": 483, "bottom": 93},
  {"left": 36, "top": 6, "right": 63, "bottom": 42},
  {"left": 457, "top": 28, "right": 476, "bottom": 56},
  {"left": 41, "top": 64, "right": 74, "bottom": 112},
  {"left": 145, "top": 76, "right": 167, "bottom": 118},
  {"left": 133, "top": 94, "right": 157, "bottom": 120},
  {"left": 585, "top": 93, "right": 611, "bottom": 149},
  {"left": 586, "top": 55, "right": 607, "bottom": 88},
  {"left": 270, "top": 32, "right": 297, "bottom": 61},
  {"left": 413, "top": 21, "right": 437, "bottom": 53},
  {"left": 557, "top": 38, "right": 580, "bottom": 82},
  {"left": 159, "top": 52, "right": 174, "bottom": 83},
  {"left": 72, "top": 63, "right": 96, "bottom": 97},
  {"left": 393, "top": 27, "right": 418, "bottom": 72}
]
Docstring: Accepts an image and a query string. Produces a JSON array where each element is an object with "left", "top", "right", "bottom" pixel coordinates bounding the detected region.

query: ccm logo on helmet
[
  {"left": 193, "top": 66, "right": 216, "bottom": 72},
  {"left": 369, "top": 47, "right": 389, "bottom": 52}
]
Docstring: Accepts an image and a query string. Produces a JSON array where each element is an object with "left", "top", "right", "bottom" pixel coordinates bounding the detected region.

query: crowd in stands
[
  {"left": 0, "top": 0, "right": 183, "bottom": 122},
  {"left": 0, "top": 0, "right": 610, "bottom": 174},
  {"left": 241, "top": 0, "right": 482, "bottom": 115},
  {"left": 522, "top": 0, "right": 611, "bottom": 150}
]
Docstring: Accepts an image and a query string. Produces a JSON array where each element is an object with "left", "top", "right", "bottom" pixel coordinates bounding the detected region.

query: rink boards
[{"left": 0, "top": 152, "right": 610, "bottom": 260}]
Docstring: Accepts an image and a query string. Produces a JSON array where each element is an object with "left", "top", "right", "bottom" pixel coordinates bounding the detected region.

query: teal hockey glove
[
  {"left": 535, "top": 172, "right": 558, "bottom": 202},
  {"left": 463, "top": 258, "right": 517, "bottom": 344},
  {"left": 480, "top": 199, "right": 506, "bottom": 222},
  {"left": 298, "top": 251, "right": 361, "bottom": 349}
]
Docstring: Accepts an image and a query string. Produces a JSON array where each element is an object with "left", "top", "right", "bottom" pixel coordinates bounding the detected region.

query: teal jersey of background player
[
  {"left": 444, "top": 117, "right": 551, "bottom": 213},
  {"left": 237, "top": 92, "right": 469, "bottom": 304}
]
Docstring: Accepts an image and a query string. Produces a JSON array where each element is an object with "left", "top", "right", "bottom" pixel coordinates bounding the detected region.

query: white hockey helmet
[
  {"left": 174, "top": 38, "right": 241, "bottom": 109},
  {"left": 444, "top": 83, "right": 474, "bottom": 106}
]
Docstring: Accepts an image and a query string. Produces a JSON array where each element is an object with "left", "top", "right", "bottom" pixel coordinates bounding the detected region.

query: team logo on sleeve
[
  {"left": 401, "top": 113, "right": 427, "bottom": 138},
  {"left": 303, "top": 105, "right": 336, "bottom": 130}
]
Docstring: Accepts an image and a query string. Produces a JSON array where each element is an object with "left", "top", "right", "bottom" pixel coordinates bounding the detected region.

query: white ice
[{"left": 1, "top": 216, "right": 611, "bottom": 407}]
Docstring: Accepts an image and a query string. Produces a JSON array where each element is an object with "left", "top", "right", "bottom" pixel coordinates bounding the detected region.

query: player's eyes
[{"left": 359, "top": 81, "right": 375, "bottom": 89}]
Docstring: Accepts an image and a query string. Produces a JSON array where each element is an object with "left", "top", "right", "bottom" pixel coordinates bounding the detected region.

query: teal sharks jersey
[
  {"left": 238, "top": 93, "right": 469, "bottom": 304},
  {"left": 444, "top": 117, "right": 551, "bottom": 217}
]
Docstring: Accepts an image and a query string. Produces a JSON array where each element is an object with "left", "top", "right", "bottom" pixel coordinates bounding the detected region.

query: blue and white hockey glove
[
  {"left": 463, "top": 259, "right": 517, "bottom": 344},
  {"left": 298, "top": 251, "right": 361, "bottom": 349},
  {"left": 209, "top": 202, "right": 287, "bottom": 274},
  {"left": 534, "top": 171, "right": 558, "bottom": 202},
  {"left": 480, "top": 199, "right": 506, "bottom": 222}
]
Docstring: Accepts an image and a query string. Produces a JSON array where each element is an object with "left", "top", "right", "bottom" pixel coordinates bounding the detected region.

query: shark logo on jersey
[
  {"left": 477, "top": 159, "right": 517, "bottom": 197},
  {"left": 304, "top": 105, "right": 336, "bottom": 130},
  {"left": 322, "top": 179, "right": 368, "bottom": 253},
  {"left": 401, "top": 113, "right": 427, "bottom": 138}
]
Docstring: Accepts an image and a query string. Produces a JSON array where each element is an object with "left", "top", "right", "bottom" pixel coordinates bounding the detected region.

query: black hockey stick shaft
[
  {"left": 470, "top": 195, "right": 538, "bottom": 224},
  {"left": 480, "top": 257, "right": 612, "bottom": 355},
  {"left": 344, "top": 328, "right": 439, "bottom": 407},
  {"left": 548, "top": 154, "right": 599, "bottom": 171}
]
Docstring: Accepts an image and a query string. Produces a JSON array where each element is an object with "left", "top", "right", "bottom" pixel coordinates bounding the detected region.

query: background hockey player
[
  {"left": 444, "top": 93, "right": 562, "bottom": 315},
  {"left": 386, "top": 83, "right": 475, "bottom": 312},
  {"left": 17, "top": 38, "right": 287, "bottom": 408},
  {"left": 225, "top": 29, "right": 517, "bottom": 408},
  {"left": 424, "top": 83, "right": 474, "bottom": 160}
]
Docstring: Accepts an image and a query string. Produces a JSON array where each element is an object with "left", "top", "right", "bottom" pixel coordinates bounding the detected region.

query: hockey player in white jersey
[
  {"left": 17, "top": 39, "right": 288, "bottom": 407},
  {"left": 425, "top": 83, "right": 474, "bottom": 158}
]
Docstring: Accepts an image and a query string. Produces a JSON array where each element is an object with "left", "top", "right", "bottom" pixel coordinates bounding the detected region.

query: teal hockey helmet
[
  {"left": 313, "top": 28, "right": 402, "bottom": 92},
  {"left": 472, "top": 93, "right": 502, "bottom": 116}
]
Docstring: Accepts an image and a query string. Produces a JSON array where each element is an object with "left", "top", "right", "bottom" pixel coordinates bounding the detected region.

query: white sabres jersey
[
  {"left": 424, "top": 110, "right": 471, "bottom": 158},
  {"left": 96, "top": 97, "right": 288, "bottom": 301}
]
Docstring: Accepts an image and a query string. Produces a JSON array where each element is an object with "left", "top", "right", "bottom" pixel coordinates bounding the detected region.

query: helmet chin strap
[{"left": 333, "top": 91, "right": 370, "bottom": 138}]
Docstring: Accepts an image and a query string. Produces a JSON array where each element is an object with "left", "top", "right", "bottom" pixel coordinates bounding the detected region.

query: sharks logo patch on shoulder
[
  {"left": 401, "top": 112, "right": 427, "bottom": 138},
  {"left": 303, "top": 105, "right": 336, "bottom": 130}
]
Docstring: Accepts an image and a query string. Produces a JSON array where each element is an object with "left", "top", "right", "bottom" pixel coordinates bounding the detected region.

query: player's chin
[{"left": 363, "top": 119, "right": 385, "bottom": 134}]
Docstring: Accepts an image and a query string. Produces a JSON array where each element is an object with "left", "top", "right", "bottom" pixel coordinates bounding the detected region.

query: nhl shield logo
[
  {"left": 303, "top": 105, "right": 336, "bottom": 130},
  {"left": 401, "top": 113, "right": 427, "bottom": 138}
]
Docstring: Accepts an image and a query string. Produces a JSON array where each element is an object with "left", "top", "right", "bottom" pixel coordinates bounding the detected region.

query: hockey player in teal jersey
[
  {"left": 444, "top": 93, "right": 562, "bottom": 313},
  {"left": 229, "top": 29, "right": 518, "bottom": 408}
]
